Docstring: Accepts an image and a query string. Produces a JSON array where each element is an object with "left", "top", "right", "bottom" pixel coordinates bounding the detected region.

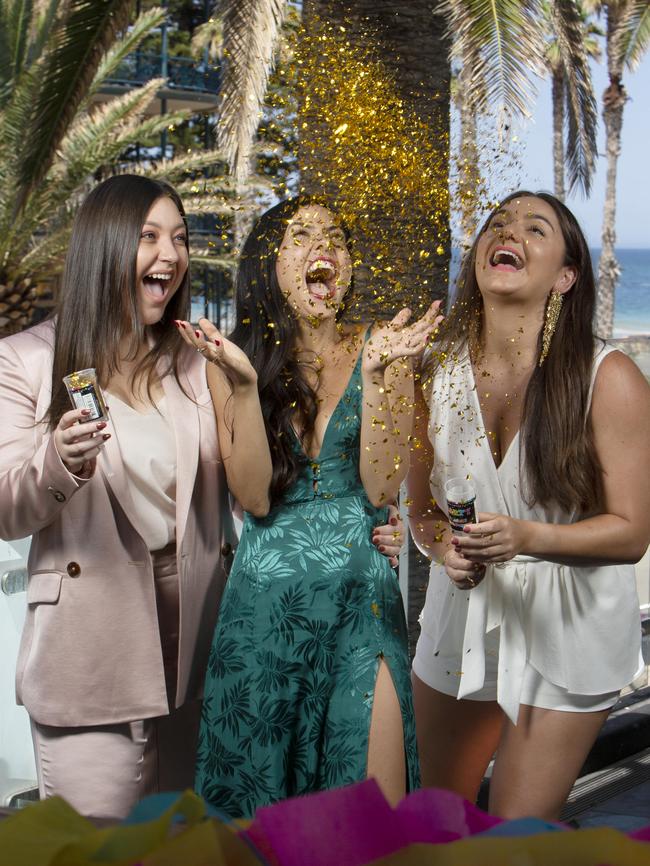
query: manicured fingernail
[
  {"left": 379, "top": 545, "right": 386, "bottom": 552},
  {"left": 102, "top": 433, "right": 111, "bottom": 440},
  {"left": 96, "top": 421, "right": 106, "bottom": 429},
  {"left": 179, "top": 321, "right": 186, "bottom": 329},
  {"left": 81, "top": 409, "right": 90, "bottom": 415},
  {"left": 195, "top": 330, "right": 201, "bottom": 338},
  {"left": 390, "top": 517, "right": 398, "bottom": 526},
  {"left": 173, "top": 320, "right": 180, "bottom": 328},
  {"left": 214, "top": 339, "right": 220, "bottom": 346}
]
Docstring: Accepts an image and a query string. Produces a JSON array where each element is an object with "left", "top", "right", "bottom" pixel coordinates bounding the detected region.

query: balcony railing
[{"left": 106, "top": 52, "right": 220, "bottom": 93}]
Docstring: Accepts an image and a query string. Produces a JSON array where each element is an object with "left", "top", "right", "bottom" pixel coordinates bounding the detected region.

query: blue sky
[{"left": 517, "top": 54, "right": 649, "bottom": 249}]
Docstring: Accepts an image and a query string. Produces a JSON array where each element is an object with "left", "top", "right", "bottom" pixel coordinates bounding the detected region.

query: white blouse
[
  {"left": 420, "top": 343, "right": 642, "bottom": 724},
  {"left": 105, "top": 394, "right": 177, "bottom": 551}
]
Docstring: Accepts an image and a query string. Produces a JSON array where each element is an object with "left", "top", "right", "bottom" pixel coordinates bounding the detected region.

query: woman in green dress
[{"left": 178, "top": 198, "right": 441, "bottom": 817}]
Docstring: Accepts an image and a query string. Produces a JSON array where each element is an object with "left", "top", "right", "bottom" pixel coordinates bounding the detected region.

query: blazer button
[
  {"left": 66, "top": 562, "right": 81, "bottom": 577},
  {"left": 221, "top": 542, "right": 233, "bottom": 557},
  {"left": 47, "top": 486, "right": 66, "bottom": 503}
]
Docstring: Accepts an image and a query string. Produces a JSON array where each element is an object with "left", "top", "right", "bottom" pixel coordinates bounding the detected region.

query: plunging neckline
[
  {"left": 466, "top": 356, "right": 520, "bottom": 473},
  {"left": 291, "top": 335, "right": 366, "bottom": 462}
]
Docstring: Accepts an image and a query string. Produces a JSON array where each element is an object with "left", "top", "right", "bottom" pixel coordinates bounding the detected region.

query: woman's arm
[
  {"left": 0, "top": 340, "right": 97, "bottom": 539},
  {"left": 457, "top": 351, "right": 650, "bottom": 566},
  {"left": 360, "top": 304, "right": 442, "bottom": 507},
  {"left": 406, "top": 379, "right": 483, "bottom": 589},
  {"left": 178, "top": 319, "right": 272, "bottom": 518},
  {"left": 406, "top": 380, "right": 449, "bottom": 561}
]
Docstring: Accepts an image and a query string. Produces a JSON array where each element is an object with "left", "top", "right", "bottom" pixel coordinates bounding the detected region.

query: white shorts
[{"left": 412, "top": 627, "right": 620, "bottom": 713}]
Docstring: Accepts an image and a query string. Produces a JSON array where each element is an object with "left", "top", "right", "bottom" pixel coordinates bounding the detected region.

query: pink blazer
[{"left": 0, "top": 320, "right": 235, "bottom": 726}]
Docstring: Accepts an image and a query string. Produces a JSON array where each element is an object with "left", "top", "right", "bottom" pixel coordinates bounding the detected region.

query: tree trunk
[
  {"left": 552, "top": 69, "right": 566, "bottom": 202},
  {"left": 299, "top": 0, "right": 451, "bottom": 652},
  {"left": 595, "top": 6, "right": 626, "bottom": 340},
  {"left": 457, "top": 62, "right": 481, "bottom": 252},
  {"left": 299, "top": 0, "right": 450, "bottom": 317}
]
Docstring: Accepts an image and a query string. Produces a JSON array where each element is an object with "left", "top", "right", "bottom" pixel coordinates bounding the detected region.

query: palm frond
[
  {"left": 217, "top": 0, "right": 288, "bottom": 180},
  {"left": 549, "top": 0, "right": 598, "bottom": 195},
  {"left": 27, "top": 0, "right": 59, "bottom": 65},
  {"left": 440, "top": 0, "right": 546, "bottom": 119},
  {"left": 620, "top": 0, "right": 650, "bottom": 72},
  {"left": 129, "top": 148, "right": 230, "bottom": 181},
  {"left": 86, "top": 6, "right": 167, "bottom": 102},
  {"left": 190, "top": 16, "right": 223, "bottom": 63},
  {"left": 0, "top": 0, "right": 33, "bottom": 90},
  {"left": 16, "top": 0, "right": 133, "bottom": 199}
]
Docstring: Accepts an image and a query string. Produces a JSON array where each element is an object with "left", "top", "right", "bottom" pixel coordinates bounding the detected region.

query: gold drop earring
[{"left": 539, "top": 290, "right": 563, "bottom": 366}]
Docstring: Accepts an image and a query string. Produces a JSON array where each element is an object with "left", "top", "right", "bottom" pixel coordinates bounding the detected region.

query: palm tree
[
  {"left": 542, "top": 0, "right": 601, "bottom": 201},
  {"left": 0, "top": 0, "right": 249, "bottom": 335},
  {"left": 583, "top": 0, "right": 650, "bottom": 338},
  {"left": 441, "top": 0, "right": 598, "bottom": 245}
]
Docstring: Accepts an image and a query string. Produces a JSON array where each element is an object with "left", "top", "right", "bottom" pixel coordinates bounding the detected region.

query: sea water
[{"left": 593, "top": 248, "right": 650, "bottom": 337}]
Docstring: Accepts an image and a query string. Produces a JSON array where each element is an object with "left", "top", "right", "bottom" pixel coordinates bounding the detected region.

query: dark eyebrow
[
  {"left": 142, "top": 221, "right": 187, "bottom": 232},
  {"left": 527, "top": 213, "right": 556, "bottom": 231},
  {"left": 490, "top": 209, "right": 556, "bottom": 231}
]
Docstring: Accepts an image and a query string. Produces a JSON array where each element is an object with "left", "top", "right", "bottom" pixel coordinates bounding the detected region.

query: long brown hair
[
  {"left": 229, "top": 197, "right": 354, "bottom": 505},
  {"left": 48, "top": 175, "right": 191, "bottom": 428},
  {"left": 434, "top": 190, "right": 603, "bottom": 515}
]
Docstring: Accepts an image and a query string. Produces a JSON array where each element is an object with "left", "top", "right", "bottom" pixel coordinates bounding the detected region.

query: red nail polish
[
  {"left": 214, "top": 339, "right": 220, "bottom": 346},
  {"left": 173, "top": 320, "right": 180, "bottom": 328},
  {"left": 179, "top": 321, "right": 186, "bottom": 329},
  {"left": 102, "top": 433, "right": 111, "bottom": 440},
  {"left": 390, "top": 518, "right": 398, "bottom": 526},
  {"left": 379, "top": 545, "right": 386, "bottom": 552},
  {"left": 96, "top": 421, "right": 106, "bottom": 429},
  {"left": 81, "top": 409, "right": 90, "bottom": 415},
  {"left": 195, "top": 330, "right": 201, "bottom": 338}
]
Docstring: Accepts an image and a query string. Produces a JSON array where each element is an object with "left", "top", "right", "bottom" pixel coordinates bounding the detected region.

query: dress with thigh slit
[{"left": 194, "top": 349, "right": 419, "bottom": 817}]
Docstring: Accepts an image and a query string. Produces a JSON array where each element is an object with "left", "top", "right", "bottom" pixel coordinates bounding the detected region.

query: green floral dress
[{"left": 194, "top": 351, "right": 419, "bottom": 817}]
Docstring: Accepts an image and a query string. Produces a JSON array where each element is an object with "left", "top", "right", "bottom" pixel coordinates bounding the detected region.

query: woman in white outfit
[{"left": 407, "top": 191, "right": 650, "bottom": 820}]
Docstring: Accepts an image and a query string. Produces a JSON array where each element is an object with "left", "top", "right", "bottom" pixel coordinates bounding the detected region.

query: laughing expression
[
  {"left": 475, "top": 196, "right": 576, "bottom": 304},
  {"left": 276, "top": 204, "right": 353, "bottom": 321},
  {"left": 136, "top": 196, "right": 189, "bottom": 325}
]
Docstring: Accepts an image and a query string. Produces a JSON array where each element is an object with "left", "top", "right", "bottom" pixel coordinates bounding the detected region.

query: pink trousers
[{"left": 30, "top": 548, "right": 201, "bottom": 820}]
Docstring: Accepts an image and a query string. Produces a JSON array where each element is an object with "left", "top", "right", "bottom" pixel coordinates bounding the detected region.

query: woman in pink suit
[{"left": 0, "top": 175, "right": 269, "bottom": 820}]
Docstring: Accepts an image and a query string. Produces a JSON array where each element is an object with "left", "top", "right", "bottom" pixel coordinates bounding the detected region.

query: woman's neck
[
  {"left": 479, "top": 298, "right": 543, "bottom": 368},
  {"left": 294, "top": 316, "right": 343, "bottom": 356}
]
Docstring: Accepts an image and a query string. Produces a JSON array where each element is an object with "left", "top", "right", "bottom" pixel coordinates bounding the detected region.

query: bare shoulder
[{"left": 592, "top": 348, "right": 650, "bottom": 426}]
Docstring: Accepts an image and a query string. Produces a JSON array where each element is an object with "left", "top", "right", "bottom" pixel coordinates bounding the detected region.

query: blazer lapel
[
  {"left": 161, "top": 357, "right": 200, "bottom": 550},
  {"left": 98, "top": 413, "right": 145, "bottom": 537}
]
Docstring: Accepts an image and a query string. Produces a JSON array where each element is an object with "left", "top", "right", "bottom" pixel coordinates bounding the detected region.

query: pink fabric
[
  {"left": 0, "top": 320, "right": 235, "bottom": 726},
  {"left": 244, "top": 780, "right": 505, "bottom": 866}
]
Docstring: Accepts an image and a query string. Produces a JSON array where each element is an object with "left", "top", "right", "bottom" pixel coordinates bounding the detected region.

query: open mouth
[
  {"left": 305, "top": 259, "right": 337, "bottom": 299},
  {"left": 142, "top": 271, "right": 174, "bottom": 299},
  {"left": 489, "top": 248, "right": 524, "bottom": 271}
]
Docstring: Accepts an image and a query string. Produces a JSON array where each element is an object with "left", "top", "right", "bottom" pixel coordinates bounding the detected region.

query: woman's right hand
[
  {"left": 443, "top": 546, "right": 486, "bottom": 591},
  {"left": 176, "top": 318, "right": 258, "bottom": 389},
  {"left": 54, "top": 409, "right": 110, "bottom": 477}
]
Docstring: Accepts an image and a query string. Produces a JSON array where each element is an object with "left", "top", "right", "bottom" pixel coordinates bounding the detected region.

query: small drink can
[
  {"left": 445, "top": 476, "right": 477, "bottom": 534},
  {"left": 63, "top": 368, "right": 108, "bottom": 422}
]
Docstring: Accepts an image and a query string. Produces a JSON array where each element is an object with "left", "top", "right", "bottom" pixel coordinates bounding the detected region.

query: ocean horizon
[{"left": 591, "top": 248, "right": 650, "bottom": 338}]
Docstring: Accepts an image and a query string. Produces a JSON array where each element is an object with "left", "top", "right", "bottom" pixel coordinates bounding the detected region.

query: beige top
[{"left": 106, "top": 394, "right": 177, "bottom": 551}]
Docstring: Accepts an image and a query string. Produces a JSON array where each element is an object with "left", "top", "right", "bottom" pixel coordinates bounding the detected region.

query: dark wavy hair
[
  {"left": 229, "top": 196, "right": 354, "bottom": 504},
  {"left": 434, "top": 190, "right": 603, "bottom": 515},
  {"left": 48, "top": 174, "right": 190, "bottom": 429}
]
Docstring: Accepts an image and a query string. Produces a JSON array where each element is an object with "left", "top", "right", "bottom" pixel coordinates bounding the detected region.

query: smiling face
[
  {"left": 135, "top": 196, "right": 189, "bottom": 326},
  {"left": 474, "top": 195, "right": 577, "bottom": 305},
  {"left": 275, "top": 204, "right": 352, "bottom": 321}
]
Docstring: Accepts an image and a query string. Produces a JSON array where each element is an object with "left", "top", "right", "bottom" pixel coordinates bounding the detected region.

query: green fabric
[{"left": 194, "top": 350, "right": 419, "bottom": 818}]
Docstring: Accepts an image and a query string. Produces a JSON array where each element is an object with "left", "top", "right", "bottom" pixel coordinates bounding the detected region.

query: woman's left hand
[
  {"left": 362, "top": 301, "right": 443, "bottom": 374},
  {"left": 176, "top": 318, "right": 257, "bottom": 389},
  {"left": 452, "top": 513, "right": 532, "bottom": 563},
  {"left": 372, "top": 503, "right": 404, "bottom": 568}
]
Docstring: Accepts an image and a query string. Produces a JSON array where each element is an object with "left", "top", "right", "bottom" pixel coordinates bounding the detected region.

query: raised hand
[
  {"left": 54, "top": 408, "right": 111, "bottom": 477},
  {"left": 362, "top": 300, "right": 443, "bottom": 374},
  {"left": 175, "top": 318, "right": 258, "bottom": 388},
  {"left": 372, "top": 503, "right": 404, "bottom": 568}
]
